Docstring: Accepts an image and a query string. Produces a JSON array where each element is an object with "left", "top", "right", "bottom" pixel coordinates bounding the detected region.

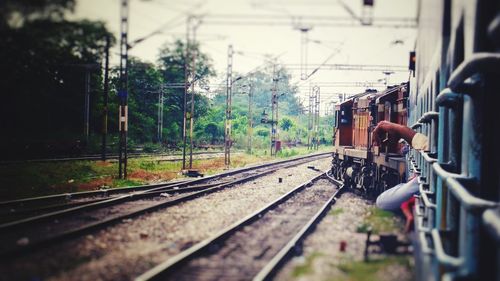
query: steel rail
[
  {"left": 135, "top": 172, "right": 338, "bottom": 281},
  {"left": 0, "top": 182, "right": 224, "bottom": 223},
  {"left": 0, "top": 153, "right": 330, "bottom": 230},
  {"left": 253, "top": 176, "right": 344, "bottom": 281},
  {"left": 0, "top": 153, "right": 330, "bottom": 259},
  {"left": 0, "top": 152, "right": 331, "bottom": 212},
  {"left": 0, "top": 150, "right": 236, "bottom": 164}
]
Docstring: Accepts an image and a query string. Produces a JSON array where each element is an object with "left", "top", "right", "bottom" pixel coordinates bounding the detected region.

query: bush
[
  {"left": 143, "top": 143, "right": 161, "bottom": 153},
  {"left": 277, "top": 148, "right": 298, "bottom": 158}
]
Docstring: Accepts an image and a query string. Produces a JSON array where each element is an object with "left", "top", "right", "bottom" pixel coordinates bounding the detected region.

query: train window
[{"left": 340, "top": 107, "right": 352, "bottom": 124}]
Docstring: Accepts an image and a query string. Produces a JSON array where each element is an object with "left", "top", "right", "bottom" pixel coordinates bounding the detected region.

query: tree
[
  {"left": 204, "top": 122, "right": 222, "bottom": 144},
  {"left": 0, "top": 0, "right": 75, "bottom": 29},
  {"left": 156, "top": 39, "right": 216, "bottom": 145},
  {"left": 0, "top": 1, "right": 115, "bottom": 157},
  {"left": 280, "top": 117, "right": 294, "bottom": 131}
]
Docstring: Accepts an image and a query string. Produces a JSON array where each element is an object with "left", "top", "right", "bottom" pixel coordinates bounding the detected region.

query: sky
[{"left": 72, "top": 0, "right": 418, "bottom": 113}]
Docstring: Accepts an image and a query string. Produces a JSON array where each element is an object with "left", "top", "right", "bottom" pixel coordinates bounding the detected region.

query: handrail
[
  {"left": 432, "top": 163, "right": 497, "bottom": 210},
  {"left": 482, "top": 208, "right": 500, "bottom": 242},
  {"left": 488, "top": 13, "right": 500, "bottom": 43},
  {"left": 417, "top": 215, "right": 432, "bottom": 233},
  {"left": 448, "top": 53, "right": 500, "bottom": 91},
  {"left": 418, "top": 111, "right": 439, "bottom": 124},
  {"left": 446, "top": 177, "right": 498, "bottom": 210},
  {"left": 436, "top": 88, "right": 461, "bottom": 107},
  {"left": 418, "top": 231, "right": 434, "bottom": 255},
  {"left": 414, "top": 195, "right": 424, "bottom": 216},
  {"left": 421, "top": 150, "right": 437, "bottom": 163},
  {"left": 411, "top": 122, "right": 423, "bottom": 129},
  {"left": 432, "top": 162, "right": 464, "bottom": 179},
  {"left": 420, "top": 184, "right": 436, "bottom": 208},
  {"left": 431, "top": 229, "right": 464, "bottom": 268}
]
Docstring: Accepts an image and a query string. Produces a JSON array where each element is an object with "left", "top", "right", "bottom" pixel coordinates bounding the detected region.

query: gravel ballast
[
  {"left": 274, "top": 192, "right": 413, "bottom": 281},
  {"left": 165, "top": 178, "right": 337, "bottom": 281},
  {"left": 0, "top": 158, "right": 331, "bottom": 281}
]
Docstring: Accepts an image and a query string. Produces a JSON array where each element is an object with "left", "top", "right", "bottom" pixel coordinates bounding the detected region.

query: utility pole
[
  {"left": 224, "top": 44, "right": 233, "bottom": 168},
  {"left": 247, "top": 82, "right": 253, "bottom": 154},
  {"left": 118, "top": 0, "right": 129, "bottom": 179},
  {"left": 299, "top": 27, "right": 312, "bottom": 80},
  {"left": 307, "top": 85, "right": 313, "bottom": 149},
  {"left": 314, "top": 85, "right": 320, "bottom": 150},
  {"left": 157, "top": 86, "right": 164, "bottom": 143},
  {"left": 101, "top": 35, "right": 110, "bottom": 161},
  {"left": 84, "top": 69, "right": 90, "bottom": 143},
  {"left": 382, "top": 71, "right": 394, "bottom": 87},
  {"left": 270, "top": 64, "right": 278, "bottom": 156},
  {"left": 182, "top": 16, "right": 190, "bottom": 170},
  {"left": 189, "top": 16, "right": 202, "bottom": 169}
]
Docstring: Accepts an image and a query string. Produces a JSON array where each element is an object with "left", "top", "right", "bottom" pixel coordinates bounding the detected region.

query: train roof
[
  {"left": 338, "top": 89, "right": 378, "bottom": 107},
  {"left": 375, "top": 82, "right": 408, "bottom": 103}
]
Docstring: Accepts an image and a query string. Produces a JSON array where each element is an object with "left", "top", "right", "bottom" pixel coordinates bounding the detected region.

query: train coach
[
  {"left": 407, "top": 0, "right": 500, "bottom": 280},
  {"left": 331, "top": 83, "right": 409, "bottom": 197}
]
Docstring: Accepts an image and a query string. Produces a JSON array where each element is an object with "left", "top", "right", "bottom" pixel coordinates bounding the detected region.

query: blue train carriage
[{"left": 409, "top": 0, "right": 500, "bottom": 280}]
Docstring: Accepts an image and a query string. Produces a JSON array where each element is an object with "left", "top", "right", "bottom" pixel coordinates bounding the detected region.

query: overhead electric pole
[
  {"left": 316, "top": 87, "right": 321, "bottom": 150},
  {"left": 224, "top": 44, "right": 234, "bottom": 168},
  {"left": 307, "top": 85, "right": 313, "bottom": 149},
  {"left": 298, "top": 26, "right": 312, "bottom": 80},
  {"left": 101, "top": 35, "right": 110, "bottom": 161},
  {"left": 157, "top": 86, "right": 164, "bottom": 143},
  {"left": 270, "top": 64, "right": 278, "bottom": 156},
  {"left": 118, "top": 0, "right": 129, "bottom": 179},
  {"left": 247, "top": 82, "right": 253, "bottom": 154},
  {"left": 314, "top": 85, "right": 320, "bottom": 150},
  {"left": 182, "top": 16, "right": 190, "bottom": 170},
  {"left": 84, "top": 69, "right": 90, "bottom": 143},
  {"left": 189, "top": 18, "right": 201, "bottom": 169}
]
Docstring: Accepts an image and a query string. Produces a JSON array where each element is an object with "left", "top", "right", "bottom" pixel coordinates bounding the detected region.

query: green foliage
[
  {"left": 198, "top": 122, "right": 223, "bottom": 144},
  {"left": 329, "top": 208, "right": 344, "bottom": 216},
  {"left": 357, "top": 207, "right": 400, "bottom": 234},
  {"left": 280, "top": 117, "right": 294, "bottom": 131},
  {"left": 277, "top": 148, "right": 299, "bottom": 158},
  {"left": 256, "top": 127, "right": 270, "bottom": 137},
  {"left": 0, "top": 1, "right": 334, "bottom": 158},
  {"left": 292, "top": 252, "right": 323, "bottom": 277},
  {"left": 143, "top": 143, "right": 161, "bottom": 153},
  {"left": 337, "top": 256, "right": 413, "bottom": 281}
]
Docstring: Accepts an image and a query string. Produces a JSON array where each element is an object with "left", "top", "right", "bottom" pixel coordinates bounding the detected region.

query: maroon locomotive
[{"left": 330, "top": 83, "right": 409, "bottom": 196}]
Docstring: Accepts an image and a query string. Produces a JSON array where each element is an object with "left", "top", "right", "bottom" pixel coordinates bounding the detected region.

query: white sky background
[{"left": 72, "top": 0, "right": 417, "bottom": 113}]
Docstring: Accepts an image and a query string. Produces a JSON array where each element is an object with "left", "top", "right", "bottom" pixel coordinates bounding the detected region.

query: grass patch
[
  {"left": 329, "top": 208, "right": 344, "bottom": 216},
  {"left": 292, "top": 252, "right": 323, "bottom": 277},
  {"left": 112, "top": 179, "right": 142, "bottom": 188},
  {"left": 337, "top": 256, "right": 412, "bottom": 281},
  {"left": 356, "top": 207, "right": 399, "bottom": 234}
]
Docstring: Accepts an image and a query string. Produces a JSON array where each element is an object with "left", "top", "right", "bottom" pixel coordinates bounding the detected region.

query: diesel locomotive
[{"left": 330, "top": 83, "right": 409, "bottom": 197}]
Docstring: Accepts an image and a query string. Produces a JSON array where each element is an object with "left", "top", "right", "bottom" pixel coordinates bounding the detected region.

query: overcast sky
[{"left": 72, "top": 0, "right": 417, "bottom": 111}]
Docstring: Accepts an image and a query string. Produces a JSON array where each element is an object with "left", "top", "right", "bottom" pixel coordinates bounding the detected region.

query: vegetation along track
[
  {"left": 135, "top": 173, "right": 344, "bottom": 281},
  {"left": 0, "top": 153, "right": 330, "bottom": 259}
]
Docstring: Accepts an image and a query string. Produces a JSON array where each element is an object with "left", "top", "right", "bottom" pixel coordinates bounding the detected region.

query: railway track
[
  {"left": 135, "top": 173, "right": 345, "bottom": 281},
  {"left": 0, "top": 151, "right": 239, "bottom": 164},
  {"left": 0, "top": 152, "right": 331, "bottom": 259},
  {"left": 0, "top": 152, "right": 330, "bottom": 221}
]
